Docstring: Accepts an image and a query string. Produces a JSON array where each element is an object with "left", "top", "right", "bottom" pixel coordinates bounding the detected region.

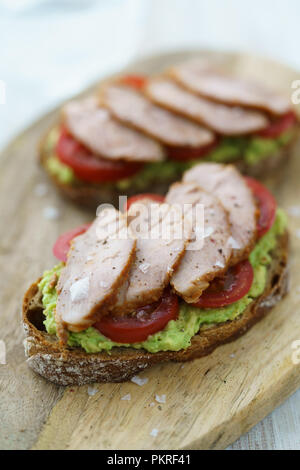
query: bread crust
[{"left": 22, "top": 232, "right": 289, "bottom": 386}]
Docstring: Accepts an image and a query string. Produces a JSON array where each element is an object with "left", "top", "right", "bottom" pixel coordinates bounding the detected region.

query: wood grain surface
[{"left": 1, "top": 50, "right": 300, "bottom": 450}]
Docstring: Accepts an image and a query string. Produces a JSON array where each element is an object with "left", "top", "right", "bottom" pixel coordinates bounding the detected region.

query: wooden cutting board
[{"left": 1, "top": 50, "right": 300, "bottom": 450}]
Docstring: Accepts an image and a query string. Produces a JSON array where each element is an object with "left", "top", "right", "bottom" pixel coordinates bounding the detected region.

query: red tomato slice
[
  {"left": 245, "top": 177, "right": 277, "bottom": 239},
  {"left": 166, "top": 137, "right": 219, "bottom": 162},
  {"left": 193, "top": 260, "right": 254, "bottom": 308},
  {"left": 125, "top": 193, "right": 165, "bottom": 211},
  {"left": 94, "top": 288, "right": 179, "bottom": 343},
  {"left": 257, "top": 110, "right": 297, "bottom": 139},
  {"left": 56, "top": 129, "right": 144, "bottom": 183},
  {"left": 120, "top": 74, "right": 147, "bottom": 89},
  {"left": 53, "top": 223, "right": 91, "bottom": 263}
]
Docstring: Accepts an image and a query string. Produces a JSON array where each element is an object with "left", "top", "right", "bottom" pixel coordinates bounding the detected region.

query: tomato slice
[
  {"left": 56, "top": 129, "right": 144, "bottom": 183},
  {"left": 94, "top": 288, "right": 179, "bottom": 343},
  {"left": 245, "top": 177, "right": 277, "bottom": 239},
  {"left": 257, "top": 110, "right": 297, "bottom": 139},
  {"left": 193, "top": 260, "right": 254, "bottom": 308},
  {"left": 53, "top": 223, "right": 91, "bottom": 262},
  {"left": 120, "top": 74, "right": 147, "bottom": 89},
  {"left": 166, "top": 137, "right": 219, "bottom": 162},
  {"left": 125, "top": 193, "right": 165, "bottom": 211}
]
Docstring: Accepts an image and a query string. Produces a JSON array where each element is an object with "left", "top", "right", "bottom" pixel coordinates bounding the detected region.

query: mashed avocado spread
[
  {"left": 39, "top": 209, "right": 287, "bottom": 354},
  {"left": 45, "top": 127, "right": 295, "bottom": 187}
]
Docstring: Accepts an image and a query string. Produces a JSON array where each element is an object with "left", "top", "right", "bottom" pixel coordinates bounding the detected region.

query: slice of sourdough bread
[{"left": 23, "top": 232, "right": 289, "bottom": 386}]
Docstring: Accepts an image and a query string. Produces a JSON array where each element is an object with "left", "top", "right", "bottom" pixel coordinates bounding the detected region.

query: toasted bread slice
[{"left": 23, "top": 232, "right": 289, "bottom": 386}]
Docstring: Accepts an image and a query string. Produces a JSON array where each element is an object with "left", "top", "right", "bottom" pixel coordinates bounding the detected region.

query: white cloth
[
  {"left": 1, "top": 0, "right": 300, "bottom": 449},
  {"left": 1, "top": 0, "right": 300, "bottom": 149}
]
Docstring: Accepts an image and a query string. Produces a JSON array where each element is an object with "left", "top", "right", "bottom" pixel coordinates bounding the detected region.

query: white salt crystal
[
  {"left": 155, "top": 394, "right": 166, "bottom": 404},
  {"left": 87, "top": 386, "right": 98, "bottom": 396},
  {"left": 121, "top": 394, "right": 131, "bottom": 401},
  {"left": 227, "top": 236, "right": 241, "bottom": 249},
  {"left": 215, "top": 260, "right": 225, "bottom": 268},
  {"left": 43, "top": 206, "right": 60, "bottom": 220},
  {"left": 138, "top": 263, "right": 151, "bottom": 274},
  {"left": 131, "top": 375, "right": 149, "bottom": 386},
  {"left": 70, "top": 276, "right": 90, "bottom": 302}
]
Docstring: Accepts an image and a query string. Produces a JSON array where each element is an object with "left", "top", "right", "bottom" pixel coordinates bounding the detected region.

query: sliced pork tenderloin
[
  {"left": 183, "top": 163, "right": 257, "bottom": 264},
  {"left": 166, "top": 181, "right": 232, "bottom": 303},
  {"left": 145, "top": 77, "right": 269, "bottom": 135},
  {"left": 56, "top": 208, "right": 136, "bottom": 334},
  {"left": 110, "top": 199, "right": 192, "bottom": 315},
  {"left": 169, "top": 59, "right": 290, "bottom": 115},
  {"left": 62, "top": 96, "right": 164, "bottom": 162},
  {"left": 100, "top": 83, "right": 215, "bottom": 149}
]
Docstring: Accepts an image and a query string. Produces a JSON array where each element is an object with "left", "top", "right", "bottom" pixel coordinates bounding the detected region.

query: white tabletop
[{"left": 1, "top": 0, "right": 300, "bottom": 450}]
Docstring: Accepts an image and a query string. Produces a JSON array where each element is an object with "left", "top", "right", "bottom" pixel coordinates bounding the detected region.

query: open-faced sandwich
[
  {"left": 23, "top": 163, "right": 289, "bottom": 385},
  {"left": 40, "top": 59, "right": 298, "bottom": 209}
]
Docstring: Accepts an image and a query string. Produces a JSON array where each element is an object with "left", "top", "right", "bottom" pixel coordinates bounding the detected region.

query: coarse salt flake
[
  {"left": 70, "top": 276, "right": 90, "bottom": 302},
  {"left": 121, "top": 393, "right": 131, "bottom": 401},
  {"left": 227, "top": 236, "right": 241, "bottom": 249},
  {"left": 87, "top": 386, "right": 98, "bottom": 396},
  {"left": 138, "top": 263, "right": 151, "bottom": 274},
  {"left": 43, "top": 206, "right": 60, "bottom": 220},
  {"left": 131, "top": 375, "right": 148, "bottom": 386},
  {"left": 150, "top": 428, "right": 159, "bottom": 437},
  {"left": 155, "top": 394, "right": 166, "bottom": 404},
  {"left": 215, "top": 260, "right": 224, "bottom": 268}
]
